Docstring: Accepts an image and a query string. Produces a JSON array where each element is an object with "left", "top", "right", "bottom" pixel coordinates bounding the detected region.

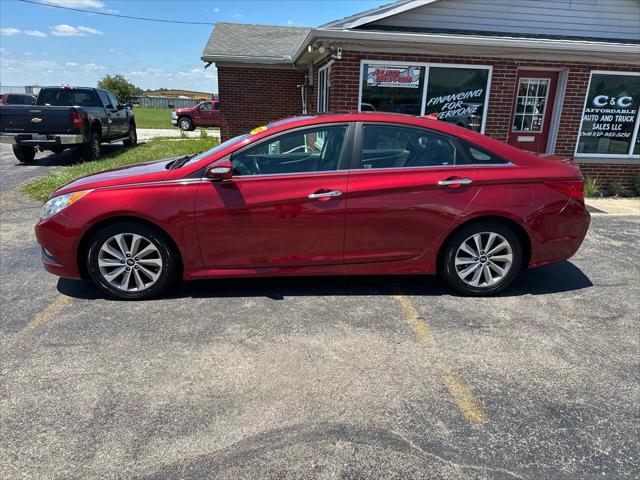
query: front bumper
[
  {"left": 35, "top": 213, "right": 84, "bottom": 279},
  {"left": 0, "top": 132, "right": 84, "bottom": 146}
]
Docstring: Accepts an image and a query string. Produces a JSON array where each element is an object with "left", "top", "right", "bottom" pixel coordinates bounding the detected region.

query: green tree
[{"left": 97, "top": 74, "right": 142, "bottom": 103}]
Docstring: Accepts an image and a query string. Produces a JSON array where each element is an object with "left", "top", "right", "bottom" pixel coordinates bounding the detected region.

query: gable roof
[
  {"left": 201, "top": 22, "right": 310, "bottom": 65},
  {"left": 322, "top": 0, "right": 439, "bottom": 29}
]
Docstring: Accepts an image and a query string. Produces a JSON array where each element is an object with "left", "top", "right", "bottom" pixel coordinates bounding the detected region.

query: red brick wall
[
  {"left": 578, "top": 163, "right": 639, "bottom": 191},
  {"left": 217, "top": 66, "right": 305, "bottom": 140}
]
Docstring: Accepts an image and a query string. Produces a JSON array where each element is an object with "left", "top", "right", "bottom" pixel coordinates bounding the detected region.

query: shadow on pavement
[
  {"left": 57, "top": 260, "right": 592, "bottom": 301},
  {"left": 12, "top": 144, "right": 126, "bottom": 168}
]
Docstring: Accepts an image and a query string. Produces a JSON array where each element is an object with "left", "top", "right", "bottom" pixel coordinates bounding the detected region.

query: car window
[
  {"left": 463, "top": 142, "right": 509, "bottom": 165},
  {"left": 106, "top": 92, "right": 120, "bottom": 109},
  {"left": 25, "top": 95, "right": 36, "bottom": 105},
  {"left": 97, "top": 91, "right": 112, "bottom": 108},
  {"left": 360, "top": 124, "right": 457, "bottom": 169},
  {"left": 37, "top": 89, "right": 100, "bottom": 107},
  {"left": 200, "top": 102, "right": 212, "bottom": 111},
  {"left": 232, "top": 125, "right": 348, "bottom": 176}
]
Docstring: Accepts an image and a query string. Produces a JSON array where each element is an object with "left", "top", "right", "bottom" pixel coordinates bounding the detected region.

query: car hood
[
  {"left": 172, "top": 108, "right": 192, "bottom": 113},
  {"left": 53, "top": 157, "right": 182, "bottom": 197}
]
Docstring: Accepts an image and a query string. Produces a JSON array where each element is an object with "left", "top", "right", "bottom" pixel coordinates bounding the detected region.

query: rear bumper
[
  {"left": 529, "top": 200, "right": 591, "bottom": 268},
  {"left": 35, "top": 213, "right": 84, "bottom": 279},
  {"left": 0, "top": 132, "right": 84, "bottom": 147}
]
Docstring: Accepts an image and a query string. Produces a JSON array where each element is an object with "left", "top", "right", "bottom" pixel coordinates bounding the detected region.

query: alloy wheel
[
  {"left": 454, "top": 232, "right": 513, "bottom": 288},
  {"left": 97, "top": 233, "right": 163, "bottom": 292}
]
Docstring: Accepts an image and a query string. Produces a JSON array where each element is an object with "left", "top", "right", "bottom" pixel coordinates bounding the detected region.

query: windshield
[{"left": 181, "top": 133, "right": 250, "bottom": 167}]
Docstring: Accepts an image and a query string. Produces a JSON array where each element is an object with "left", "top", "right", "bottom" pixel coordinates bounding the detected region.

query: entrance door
[{"left": 508, "top": 70, "right": 559, "bottom": 153}]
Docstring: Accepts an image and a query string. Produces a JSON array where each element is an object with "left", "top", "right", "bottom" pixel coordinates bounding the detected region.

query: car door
[
  {"left": 195, "top": 123, "right": 353, "bottom": 268},
  {"left": 195, "top": 101, "right": 214, "bottom": 127},
  {"left": 344, "top": 123, "right": 481, "bottom": 264},
  {"left": 96, "top": 90, "right": 114, "bottom": 137},
  {"left": 105, "top": 91, "right": 128, "bottom": 137}
]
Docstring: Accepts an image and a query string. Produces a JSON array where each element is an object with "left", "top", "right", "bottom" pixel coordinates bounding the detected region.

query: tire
[
  {"left": 178, "top": 117, "right": 193, "bottom": 131},
  {"left": 86, "top": 222, "right": 177, "bottom": 300},
  {"left": 440, "top": 221, "right": 522, "bottom": 296},
  {"left": 81, "top": 129, "right": 102, "bottom": 161},
  {"left": 123, "top": 123, "right": 137, "bottom": 147},
  {"left": 12, "top": 145, "right": 36, "bottom": 163}
]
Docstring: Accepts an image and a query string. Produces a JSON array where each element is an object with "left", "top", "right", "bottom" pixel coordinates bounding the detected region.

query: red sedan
[{"left": 35, "top": 113, "right": 590, "bottom": 299}]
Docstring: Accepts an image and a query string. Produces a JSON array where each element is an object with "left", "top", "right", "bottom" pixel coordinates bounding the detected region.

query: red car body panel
[{"left": 35, "top": 113, "right": 590, "bottom": 283}]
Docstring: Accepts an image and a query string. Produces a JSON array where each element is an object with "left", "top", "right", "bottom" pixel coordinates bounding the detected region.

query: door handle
[
  {"left": 308, "top": 190, "right": 342, "bottom": 199},
  {"left": 438, "top": 178, "right": 473, "bottom": 187}
]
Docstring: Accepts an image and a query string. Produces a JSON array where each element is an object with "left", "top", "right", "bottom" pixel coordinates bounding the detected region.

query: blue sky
[{"left": 0, "top": 0, "right": 382, "bottom": 92}]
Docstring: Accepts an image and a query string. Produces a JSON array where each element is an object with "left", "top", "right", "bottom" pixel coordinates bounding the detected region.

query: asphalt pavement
[{"left": 1, "top": 143, "right": 638, "bottom": 479}]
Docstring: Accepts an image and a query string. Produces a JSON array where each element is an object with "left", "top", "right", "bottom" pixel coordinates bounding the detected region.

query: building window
[
  {"left": 317, "top": 64, "right": 330, "bottom": 113},
  {"left": 576, "top": 71, "right": 640, "bottom": 158},
  {"left": 359, "top": 61, "right": 491, "bottom": 133},
  {"left": 423, "top": 66, "right": 490, "bottom": 133},
  {"left": 512, "top": 78, "right": 550, "bottom": 133},
  {"left": 361, "top": 64, "right": 426, "bottom": 115}
]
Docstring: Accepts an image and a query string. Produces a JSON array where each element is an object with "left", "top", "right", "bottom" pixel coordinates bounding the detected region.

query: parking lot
[{"left": 1, "top": 143, "right": 638, "bottom": 479}]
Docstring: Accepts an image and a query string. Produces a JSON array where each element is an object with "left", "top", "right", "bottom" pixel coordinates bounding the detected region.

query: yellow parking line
[
  {"left": 19, "top": 294, "right": 71, "bottom": 338},
  {"left": 393, "top": 294, "right": 488, "bottom": 423}
]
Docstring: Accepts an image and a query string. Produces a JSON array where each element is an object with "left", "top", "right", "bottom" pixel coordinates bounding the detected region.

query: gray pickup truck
[{"left": 0, "top": 86, "right": 137, "bottom": 163}]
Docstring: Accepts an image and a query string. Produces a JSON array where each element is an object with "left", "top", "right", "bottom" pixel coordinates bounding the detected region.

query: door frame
[
  {"left": 512, "top": 67, "right": 568, "bottom": 154},
  {"left": 317, "top": 63, "right": 331, "bottom": 113}
]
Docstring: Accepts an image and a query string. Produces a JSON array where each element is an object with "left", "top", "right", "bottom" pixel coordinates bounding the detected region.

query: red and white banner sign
[{"left": 366, "top": 65, "right": 421, "bottom": 88}]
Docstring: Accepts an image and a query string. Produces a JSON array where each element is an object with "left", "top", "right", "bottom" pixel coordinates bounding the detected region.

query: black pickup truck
[{"left": 0, "top": 86, "right": 137, "bottom": 163}]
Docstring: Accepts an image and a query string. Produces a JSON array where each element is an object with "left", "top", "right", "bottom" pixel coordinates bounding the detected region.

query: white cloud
[
  {"left": 84, "top": 62, "right": 105, "bottom": 70},
  {"left": 0, "top": 28, "right": 21, "bottom": 36},
  {"left": 77, "top": 26, "right": 103, "bottom": 35},
  {"left": 213, "top": 7, "right": 220, "bottom": 13},
  {"left": 286, "top": 20, "right": 293, "bottom": 25},
  {"left": 24, "top": 30, "right": 48, "bottom": 37},
  {"left": 50, "top": 24, "right": 103, "bottom": 36},
  {"left": 230, "top": 13, "right": 243, "bottom": 19},
  {"left": 41, "top": 0, "right": 105, "bottom": 8},
  {"left": 65, "top": 61, "right": 79, "bottom": 66}
]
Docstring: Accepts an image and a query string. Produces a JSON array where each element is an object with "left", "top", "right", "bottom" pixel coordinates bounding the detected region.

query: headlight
[{"left": 40, "top": 190, "right": 92, "bottom": 220}]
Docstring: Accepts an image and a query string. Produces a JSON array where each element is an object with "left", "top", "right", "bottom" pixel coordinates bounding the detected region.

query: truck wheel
[
  {"left": 12, "top": 145, "right": 36, "bottom": 163},
  {"left": 178, "top": 117, "right": 193, "bottom": 131},
  {"left": 123, "top": 123, "right": 137, "bottom": 147},
  {"left": 81, "top": 130, "right": 102, "bottom": 161}
]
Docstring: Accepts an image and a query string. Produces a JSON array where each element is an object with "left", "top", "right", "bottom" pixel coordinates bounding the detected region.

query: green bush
[
  {"left": 584, "top": 177, "right": 599, "bottom": 197},
  {"left": 632, "top": 173, "right": 640, "bottom": 197},
  {"left": 200, "top": 128, "right": 208, "bottom": 139},
  {"left": 606, "top": 180, "right": 622, "bottom": 197}
]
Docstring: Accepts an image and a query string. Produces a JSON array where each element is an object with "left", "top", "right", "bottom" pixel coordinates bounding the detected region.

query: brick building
[{"left": 202, "top": 0, "right": 640, "bottom": 189}]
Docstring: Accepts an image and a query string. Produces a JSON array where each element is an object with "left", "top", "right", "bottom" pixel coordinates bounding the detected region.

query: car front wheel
[
  {"left": 178, "top": 117, "right": 194, "bottom": 131},
  {"left": 440, "top": 222, "right": 522, "bottom": 296},
  {"left": 87, "top": 222, "right": 177, "bottom": 300}
]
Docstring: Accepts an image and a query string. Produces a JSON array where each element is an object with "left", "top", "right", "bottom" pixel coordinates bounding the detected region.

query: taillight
[
  {"left": 70, "top": 111, "right": 82, "bottom": 130},
  {"left": 545, "top": 180, "right": 584, "bottom": 203}
]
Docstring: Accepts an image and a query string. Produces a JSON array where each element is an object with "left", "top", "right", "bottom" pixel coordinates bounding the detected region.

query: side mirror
[{"left": 205, "top": 158, "right": 233, "bottom": 181}]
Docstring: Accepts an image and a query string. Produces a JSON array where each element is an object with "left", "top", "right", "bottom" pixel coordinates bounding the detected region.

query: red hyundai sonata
[{"left": 35, "top": 113, "right": 590, "bottom": 299}]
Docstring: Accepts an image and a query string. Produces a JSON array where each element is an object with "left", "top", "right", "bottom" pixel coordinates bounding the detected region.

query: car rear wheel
[
  {"left": 81, "top": 130, "right": 102, "bottom": 161},
  {"left": 123, "top": 123, "right": 137, "bottom": 147},
  {"left": 178, "top": 117, "right": 193, "bottom": 131},
  {"left": 440, "top": 221, "right": 522, "bottom": 296},
  {"left": 87, "top": 222, "right": 177, "bottom": 300},
  {"left": 12, "top": 145, "right": 36, "bottom": 163}
]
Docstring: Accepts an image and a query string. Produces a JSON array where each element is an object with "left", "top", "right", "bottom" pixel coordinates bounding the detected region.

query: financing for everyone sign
[{"left": 366, "top": 65, "right": 422, "bottom": 88}]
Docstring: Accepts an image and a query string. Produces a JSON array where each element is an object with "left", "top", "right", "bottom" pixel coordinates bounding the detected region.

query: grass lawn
[
  {"left": 22, "top": 137, "right": 219, "bottom": 202},
  {"left": 132, "top": 107, "right": 175, "bottom": 129}
]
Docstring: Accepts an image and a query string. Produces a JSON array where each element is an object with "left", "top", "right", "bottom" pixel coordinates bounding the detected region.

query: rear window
[{"left": 37, "top": 89, "right": 99, "bottom": 107}]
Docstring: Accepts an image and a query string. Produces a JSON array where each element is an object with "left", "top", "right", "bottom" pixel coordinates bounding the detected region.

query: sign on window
[
  {"left": 576, "top": 72, "right": 640, "bottom": 156},
  {"left": 366, "top": 65, "right": 422, "bottom": 88}
]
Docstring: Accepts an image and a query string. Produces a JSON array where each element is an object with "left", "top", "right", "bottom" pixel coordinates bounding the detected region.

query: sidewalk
[
  {"left": 137, "top": 128, "right": 220, "bottom": 141},
  {"left": 586, "top": 197, "right": 640, "bottom": 215}
]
